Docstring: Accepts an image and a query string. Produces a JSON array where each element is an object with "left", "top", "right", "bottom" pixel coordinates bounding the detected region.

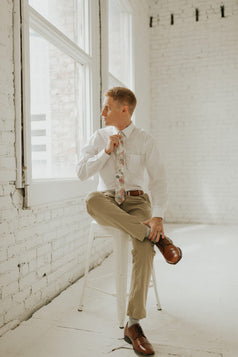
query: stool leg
[
  {"left": 78, "top": 226, "right": 94, "bottom": 311},
  {"left": 113, "top": 232, "right": 129, "bottom": 328},
  {"left": 151, "top": 266, "right": 162, "bottom": 311}
]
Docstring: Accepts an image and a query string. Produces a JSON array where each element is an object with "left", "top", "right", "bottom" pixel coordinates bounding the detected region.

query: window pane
[
  {"left": 29, "top": 0, "right": 88, "bottom": 52},
  {"left": 108, "top": 0, "right": 132, "bottom": 86},
  {"left": 30, "top": 29, "right": 84, "bottom": 179},
  {"left": 108, "top": 73, "right": 124, "bottom": 88}
]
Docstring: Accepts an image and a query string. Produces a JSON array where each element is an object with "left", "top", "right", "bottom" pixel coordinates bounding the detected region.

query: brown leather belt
[{"left": 125, "top": 190, "right": 144, "bottom": 196}]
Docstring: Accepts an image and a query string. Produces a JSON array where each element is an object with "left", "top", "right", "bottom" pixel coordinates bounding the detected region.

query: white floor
[{"left": 0, "top": 224, "right": 238, "bottom": 357}]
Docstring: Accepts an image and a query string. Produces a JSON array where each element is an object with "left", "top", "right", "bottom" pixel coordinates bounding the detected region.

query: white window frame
[{"left": 14, "top": 0, "right": 100, "bottom": 207}]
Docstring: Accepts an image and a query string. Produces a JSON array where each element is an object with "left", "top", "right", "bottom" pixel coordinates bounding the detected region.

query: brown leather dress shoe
[
  {"left": 124, "top": 323, "right": 155, "bottom": 356},
  {"left": 156, "top": 235, "right": 182, "bottom": 264}
]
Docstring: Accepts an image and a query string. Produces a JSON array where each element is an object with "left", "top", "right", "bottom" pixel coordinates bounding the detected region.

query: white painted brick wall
[
  {"left": 0, "top": 0, "right": 112, "bottom": 337},
  {"left": 149, "top": 0, "right": 238, "bottom": 224},
  {"left": 0, "top": 0, "right": 150, "bottom": 337}
]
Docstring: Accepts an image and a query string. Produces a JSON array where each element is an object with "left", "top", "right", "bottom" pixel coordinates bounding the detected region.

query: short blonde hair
[{"left": 105, "top": 87, "right": 137, "bottom": 115}]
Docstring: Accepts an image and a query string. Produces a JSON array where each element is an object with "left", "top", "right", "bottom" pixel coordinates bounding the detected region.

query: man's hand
[
  {"left": 143, "top": 217, "right": 164, "bottom": 243},
  {"left": 105, "top": 134, "right": 121, "bottom": 155}
]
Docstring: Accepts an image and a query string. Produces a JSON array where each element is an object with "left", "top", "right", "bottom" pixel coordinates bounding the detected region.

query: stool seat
[{"left": 78, "top": 220, "right": 161, "bottom": 328}]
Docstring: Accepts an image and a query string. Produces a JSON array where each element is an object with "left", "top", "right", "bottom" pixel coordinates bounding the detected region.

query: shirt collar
[{"left": 113, "top": 122, "right": 135, "bottom": 138}]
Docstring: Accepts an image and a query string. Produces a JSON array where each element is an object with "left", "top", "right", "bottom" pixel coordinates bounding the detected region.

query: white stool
[{"left": 78, "top": 220, "right": 161, "bottom": 328}]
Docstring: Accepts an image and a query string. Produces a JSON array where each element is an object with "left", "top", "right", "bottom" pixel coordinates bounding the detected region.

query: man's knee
[{"left": 86, "top": 191, "right": 103, "bottom": 213}]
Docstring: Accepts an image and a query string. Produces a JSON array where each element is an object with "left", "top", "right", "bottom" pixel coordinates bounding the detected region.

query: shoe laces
[
  {"left": 158, "top": 236, "right": 172, "bottom": 247},
  {"left": 134, "top": 324, "right": 145, "bottom": 338}
]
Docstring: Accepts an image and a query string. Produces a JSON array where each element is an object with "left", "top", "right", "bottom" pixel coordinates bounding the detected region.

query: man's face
[{"left": 101, "top": 96, "right": 123, "bottom": 127}]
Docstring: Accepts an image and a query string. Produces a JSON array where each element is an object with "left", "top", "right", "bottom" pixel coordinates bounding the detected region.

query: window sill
[{"left": 25, "top": 177, "right": 97, "bottom": 207}]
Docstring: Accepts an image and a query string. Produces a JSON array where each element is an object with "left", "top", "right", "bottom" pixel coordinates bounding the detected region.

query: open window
[{"left": 15, "top": 0, "right": 100, "bottom": 206}]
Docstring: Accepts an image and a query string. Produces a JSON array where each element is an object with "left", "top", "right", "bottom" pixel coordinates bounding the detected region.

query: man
[{"left": 77, "top": 87, "right": 182, "bottom": 356}]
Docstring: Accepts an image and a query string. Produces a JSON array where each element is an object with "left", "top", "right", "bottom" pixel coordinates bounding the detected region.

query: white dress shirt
[{"left": 76, "top": 122, "right": 168, "bottom": 218}]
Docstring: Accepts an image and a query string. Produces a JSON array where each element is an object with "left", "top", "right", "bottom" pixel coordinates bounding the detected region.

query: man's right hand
[{"left": 105, "top": 134, "right": 121, "bottom": 155}]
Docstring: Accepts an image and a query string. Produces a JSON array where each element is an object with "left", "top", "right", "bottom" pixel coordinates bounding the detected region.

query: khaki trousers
[{"left": 86, "top": 191, "right": 155, "bottom": 320}]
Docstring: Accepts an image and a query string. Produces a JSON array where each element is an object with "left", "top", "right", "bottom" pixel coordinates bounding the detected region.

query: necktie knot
[{"left": 118, "top": 130, "right": 124, "bottom": 141}]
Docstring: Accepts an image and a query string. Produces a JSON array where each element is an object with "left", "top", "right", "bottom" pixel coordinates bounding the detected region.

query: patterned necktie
[{"left": 115, "top": 131, "right": 125, "bottom": 204}]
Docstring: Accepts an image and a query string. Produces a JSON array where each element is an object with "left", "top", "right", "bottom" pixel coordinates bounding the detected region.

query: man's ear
[{"left": 122, "top": 105, "right": 129, "bottom": 115}]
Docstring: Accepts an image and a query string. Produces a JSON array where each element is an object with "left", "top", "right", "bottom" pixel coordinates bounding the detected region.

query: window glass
[
  {"left": 30, "top": 29, "right": 83, "bottom": 179},
  {"left": 108, "top": 73, "right": 123, "bottom": 89},
  {"left": 108, "top": 0, "right": 132, "bottom": 86},
  {"left": 29, "top": 0, "right": 88, "bottom": 52}
]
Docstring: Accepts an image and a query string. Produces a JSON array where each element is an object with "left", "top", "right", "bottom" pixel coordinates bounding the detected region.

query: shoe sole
[{"left": 124, "top": 335, "right": 155, "bottom": 356}]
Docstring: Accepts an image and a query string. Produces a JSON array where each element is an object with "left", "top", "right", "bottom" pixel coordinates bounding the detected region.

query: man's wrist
[{"left": 105, "top": 148, "right": 111, "bottom": 155}]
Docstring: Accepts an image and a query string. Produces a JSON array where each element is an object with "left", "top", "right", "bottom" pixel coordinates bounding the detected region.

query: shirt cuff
[{"left": 152, "top": 205, "right": 165, "bottom": 219}]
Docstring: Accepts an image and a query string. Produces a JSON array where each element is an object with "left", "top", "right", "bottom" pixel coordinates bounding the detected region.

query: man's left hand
[{"left": 142, "top": 217, "right": 164, "bottom": 243}]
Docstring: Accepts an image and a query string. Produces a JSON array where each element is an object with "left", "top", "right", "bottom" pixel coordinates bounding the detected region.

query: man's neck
[{"left": 115, "top": 120, "right": 132, "bottom": 131}]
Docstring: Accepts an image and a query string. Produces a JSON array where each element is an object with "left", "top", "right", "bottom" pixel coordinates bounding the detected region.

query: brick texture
[
  {"left": 0, "top": 0, "right": 112, "bottom": 337},
  {"left": 149, "top": 0, "right": 238, "bottom": 223}
]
